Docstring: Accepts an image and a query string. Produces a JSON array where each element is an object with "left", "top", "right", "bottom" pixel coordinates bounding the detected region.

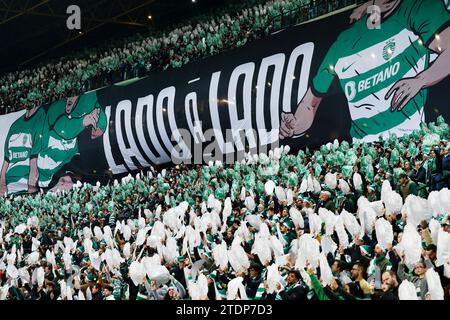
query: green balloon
[
  {"left": 340, "top": 140, "right": 350, "bottom": 152},
  {"left": 390, "top": 149, "right": 400, "bottom": 165},
  {"left": 314, "top": 163, "right": 322, "bottom": 177},
  {"left": 288, "top": 173, "right": 298, "bottom": 187},
  {"left": 336, "top": 151, "right": 345, "bottom": 166},
  {"left": 326, "top": 153, "right": 336, "bottom": 166},
  {"left": 342, "top": 165, "right": 353, "bottom": 179},
  {"left": 379, "top": 157, "right": 389, "bottom": 170},
  {"left": 215, "top": 187, "right": 225, "bottom": 200},
  {"left": 365, "top": 165, "right": 374, "bottom": 182}
]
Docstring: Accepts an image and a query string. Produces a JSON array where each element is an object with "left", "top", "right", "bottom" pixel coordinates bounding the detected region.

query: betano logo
[
  {"left": 344, "top": 61, "right": 400, "bottom": 102},
  {"left": 9, "top": 150, "right": 28, "bottom": 160}
]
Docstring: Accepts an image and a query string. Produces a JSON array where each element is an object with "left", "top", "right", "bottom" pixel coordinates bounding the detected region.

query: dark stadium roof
[{"left": 0, "top": 0, "right": 236, "bottom": 74}]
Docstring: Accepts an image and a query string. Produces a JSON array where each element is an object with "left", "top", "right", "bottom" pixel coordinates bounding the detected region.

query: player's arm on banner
[
  {"left": 0, "top": 160, "right": 9, "bottom": 196},
  {"left": 280, "top": 40, "right": 337, "bottom": 139},
  {"left": 27, "top": 122, "right": 44, "bottom": 194},
  {"left": 280, "top": 88, "right": 322, "bottom": 139},
  {"left": 386, "top": 0, "right": 450, "bottom": 111},
  {"left": 27, "top": 157, "right": 39, "bottom": 194},
  {"left": 0, "top": 131, "right": 11, "bottom": 195},
  {"left": 91, "top": 103, "right": 107, "bottom": 139}
]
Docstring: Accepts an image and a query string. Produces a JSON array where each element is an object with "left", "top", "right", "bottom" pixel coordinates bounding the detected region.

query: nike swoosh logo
[{"left": 342, "top": 61, "right": 357, "bottom": 73}]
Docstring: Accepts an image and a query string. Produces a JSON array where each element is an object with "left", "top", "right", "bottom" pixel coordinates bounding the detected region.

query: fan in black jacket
[
  {"left": 243, "top": 264, "right": 263, "bottom": 299},
  {"left": 90, "top": 284, "right": 104, "bottom": 300},
  {"left": 276, "top": 270, "right": 309, "bottom": 300},
  {"left": 378, "top": 270, "right": 399, "bottom": 300}
]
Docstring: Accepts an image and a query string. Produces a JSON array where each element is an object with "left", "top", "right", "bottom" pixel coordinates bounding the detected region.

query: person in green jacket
[{"left": 307, "top": 267, "right": 344, "bottom": 300}]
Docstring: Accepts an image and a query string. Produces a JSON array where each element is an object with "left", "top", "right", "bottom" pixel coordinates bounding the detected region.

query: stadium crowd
[
  {"left": 0, "top": 0, "right": 359, "bottom": 115},
  {"left": 0, "top": 116, "right": 449, "bottom": 300}
]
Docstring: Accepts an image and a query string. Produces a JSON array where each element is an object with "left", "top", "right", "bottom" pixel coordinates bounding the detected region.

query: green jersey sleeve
[
  {"left": 402, "top": 0, "right": 450, "bottom": 46},
  {"left": 312, "top": 40, "right": 338, "bottom": 96}
]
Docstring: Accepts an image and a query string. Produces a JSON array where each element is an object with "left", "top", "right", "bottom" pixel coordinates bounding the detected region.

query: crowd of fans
[
  {"left": 0, "top": 0, "right": 359, "bottom": 115},
  {"left": 0, "top": 116, "right": 449, "bottom": 300}
]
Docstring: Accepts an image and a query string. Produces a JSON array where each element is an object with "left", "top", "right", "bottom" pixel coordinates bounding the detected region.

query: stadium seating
[
  {"left": 0, "top": 0, "right": 362, "bottom": 115},
  {"left": 0, "top": 116, "right": 449, "bottom": 300}
]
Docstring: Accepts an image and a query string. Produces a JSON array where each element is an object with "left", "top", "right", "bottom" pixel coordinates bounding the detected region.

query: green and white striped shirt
[
  {"left": 312, "top": 0, "right": 450, "bottom": 142},
  {"left": 4, "top": 107, "right": 45, "bottom": 194}
]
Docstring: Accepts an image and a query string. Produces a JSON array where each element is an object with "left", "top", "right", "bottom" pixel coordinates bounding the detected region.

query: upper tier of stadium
[{"left": 0, "top": 0, "right": 363, "bottom": 115}]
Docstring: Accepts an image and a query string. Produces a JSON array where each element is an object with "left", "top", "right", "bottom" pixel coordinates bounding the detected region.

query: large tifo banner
[{"left": 1, "top": 0, "right": 450, "bottom": 195}]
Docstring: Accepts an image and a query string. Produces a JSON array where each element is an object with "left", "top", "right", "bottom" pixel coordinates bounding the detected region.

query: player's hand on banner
[
  {"left": 280, "top": 112, "right": 295, "bottom": 139},
  {"left": 385, "top": 77, "right": 423, "bottom": 111},
  {"left": 349, "top": 2, "right": 369, "bottom": 24},
  {"left": 83, "top": 108, "right": 100, "bottom": 129},
  {"left": 280, "top": 112, "right": 306, "bottom": 139}
]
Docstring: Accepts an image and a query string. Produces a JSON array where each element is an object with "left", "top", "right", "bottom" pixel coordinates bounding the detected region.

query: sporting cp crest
[
  {"left": 383, "top": 40, "right": 396, "bottom": 61},
  {"left": 22, "top": 134, "right": 28, "bottom": 145}
]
